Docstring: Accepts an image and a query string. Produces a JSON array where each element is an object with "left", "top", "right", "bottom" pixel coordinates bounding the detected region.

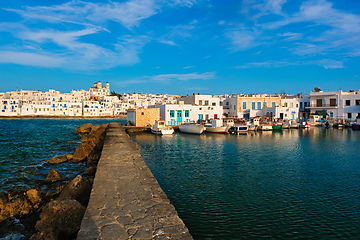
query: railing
[{"left": 309, "top": 104, "right": 338, "bottom": 108}]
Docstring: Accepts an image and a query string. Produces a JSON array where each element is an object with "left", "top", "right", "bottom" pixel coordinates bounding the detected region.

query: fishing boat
[
  {"left": 299, "top": 121, "right": 311, "bottom": 128},
  {"left": 229, "top": 125, "right": 248, "bottom": 134},
  {"left": 272, "top": 123, "right": 283, "bottom": 130},
  {"left": 151, "top": 120, "right": 174, "bottom": 135},
  {"left": 205, "top": 119, "right": 231, "bottom": 133},
  {"left": 283, "top": 120, "right": 290, "bottom": 129},
  {"left": 248, "top": 125, "right": 258, "bottom": 131},
  {"left": 258, "top": 125, "right": 273, "bottom": 131},
  {"left": 179, "top": 123, "right": 205, "bottom": 134},
  {"left": 353, "top": 119, "right": 360, "bottom": 130}
]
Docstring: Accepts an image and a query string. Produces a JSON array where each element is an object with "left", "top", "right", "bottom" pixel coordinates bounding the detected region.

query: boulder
[
  {"left": 58, "top": 175, "right": 92, "bottom": 206},
  {"left": 47, "top": 155, "right": 68, "bottom": 164},
  {"left": 0, "top": 196, "right": 33, "bottom": 222},
  {"left": 66, "top": 153, "right": 73, "bottom": 160},
  {"left": 73, "top": 124, "right": 108, "bottom": 162},
  {"left": 26, "top": 188, "right": 42, "bottom": 206},
  {"left": 45, "top": 169, "right": 64, "bottom": 183},
  {"left": 75, "top": 123, "right": 93, "bottom": 134},
  {"left": 33, "top": 199, "right": 86, "bottom": 240}
]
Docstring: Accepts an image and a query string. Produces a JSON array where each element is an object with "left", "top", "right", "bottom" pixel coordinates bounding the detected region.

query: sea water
[
  {"left": 130, "top": 128, "right": 360, "bottom": 239},
  {"left": 1, "top": 119, "right": 360, "bottom": 239}
]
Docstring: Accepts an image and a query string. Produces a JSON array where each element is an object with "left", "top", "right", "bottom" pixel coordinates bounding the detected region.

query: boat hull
[
  {"left": 151, "top": 128, "right": 174, "bottom": 135},
  {"left": 206, "top": 126, "right": 229, "bottom": 133},
  {"left": 272, "top": 125, "right": 283, "bottom": 130},
  {"left": 229, "top": 125, "right": 248, "bottom": 133},
  {"left": 179, "top": 124, "right": 204, "bottom": 134}
]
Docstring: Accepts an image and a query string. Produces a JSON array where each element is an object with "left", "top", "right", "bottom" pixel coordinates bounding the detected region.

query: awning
[{"left": 315, "top": 110, "right": 328, "bottom": 116}]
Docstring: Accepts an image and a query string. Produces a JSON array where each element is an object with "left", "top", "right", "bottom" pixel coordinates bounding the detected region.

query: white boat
[
  {"left": 205, "top": 119, "right": 231, "bottom": 133},
  {"left": 151, "top": 120, "right": 174, "bottom": 135},
  {"left": 258, "top": 125, "right": 272, "bottom": 131},
  {"left": 179, "top": 123, "right": 204, "bottom": 134},
  {"left": 229, "top": 125, "right": 248, "bottom": 134},
  {"left": 299, "top": 121, "right": 311, "bottom": 128},
  {"left": 248, "top": 125, "right": 258, "bottom": 131}
]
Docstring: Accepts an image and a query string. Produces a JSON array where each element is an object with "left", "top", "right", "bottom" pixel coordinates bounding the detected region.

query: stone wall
[{"left": 77, "top": 122, "right": 192, "bottom": 239}]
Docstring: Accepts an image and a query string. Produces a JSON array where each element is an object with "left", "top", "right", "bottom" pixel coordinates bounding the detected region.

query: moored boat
[
  {"left": 229, "top": 125, "right": 248, "bottom": 134},
  {"left": 179, "top": 123, "right": 204, "bottom": 134},
  {"left": 205, "top": 119, "right": 231, "bottom": 133},
  {"left": 151, "top": 120, "right": 174, "bottom": 135},
  {"left": 258, "top": 125, "right": 272, "bottom": 131},
  {"left": 272, "top": 124, "right": 283, "bottom": 130},
  {"left": 299, "top": 121, "right": 311, "bottom": 128}
]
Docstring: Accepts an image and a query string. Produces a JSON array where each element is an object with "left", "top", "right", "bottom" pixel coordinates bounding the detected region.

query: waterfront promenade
[{"left": 77, "top": 122, "right": 192, "bottom": 239}]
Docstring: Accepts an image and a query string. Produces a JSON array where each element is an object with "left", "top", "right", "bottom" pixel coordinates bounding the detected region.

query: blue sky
[{"left": 0, "top": 0, "right": 359, "bottom": 95}]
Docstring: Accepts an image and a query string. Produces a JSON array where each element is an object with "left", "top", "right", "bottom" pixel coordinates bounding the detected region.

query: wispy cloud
[
  {"left": 237, "top": 59, "right": 344, "bottom": 69},
  {"left": 0, "top": 51, "right": 64, "bottom": 67},
  {"left": 0, "top": 0, "right": 198, "bottom": 70},
  {"left": 118, "top": 72, "right": 216, "bottom": 86},
  {"left": 6, "top": 0, "right": 198, "bottom": 29},
  {"left": 225, "top": 29, "right": 261, "bottom": 51}
]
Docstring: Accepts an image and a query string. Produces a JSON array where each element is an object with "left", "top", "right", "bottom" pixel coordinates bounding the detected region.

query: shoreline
[{"left": 0, "top": 115, "right": 127, "bottom": 119}]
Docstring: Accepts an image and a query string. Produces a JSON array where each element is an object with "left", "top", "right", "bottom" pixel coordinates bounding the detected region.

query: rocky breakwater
[{"left": 0, "top": 123, "right": 109, "bottom": 240}]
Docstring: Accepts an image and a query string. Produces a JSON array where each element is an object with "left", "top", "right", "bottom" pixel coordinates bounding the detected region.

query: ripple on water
[{"left": 131, "top": 129, "right": 360, "bottom": 239}]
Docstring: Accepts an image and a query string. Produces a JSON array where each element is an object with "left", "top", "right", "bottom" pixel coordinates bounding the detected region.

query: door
[
  {"left": 214, "top": 114, "right": 218, "bottom": 119},
  {"left": 177, "top": 110, "right": 182, "bottom": 125},
  {"left": 316, "top": 99, "right": 322, "bottom": 107},
  {"left": 280, "top": 113, "right": 284, "bottom": 119},
  {"left": 198, "top": 114, "right": 203, "bottom": 121}
]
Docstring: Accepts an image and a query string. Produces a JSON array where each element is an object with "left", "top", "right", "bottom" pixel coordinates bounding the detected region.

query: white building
[{"left": 309, "top": 88, "right": 360, "bottom": 120}]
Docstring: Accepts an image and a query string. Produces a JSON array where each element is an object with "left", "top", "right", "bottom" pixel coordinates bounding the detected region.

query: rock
[
  {"left": 73, "top": 124, "right": 108, "bottom": 162},
  {"left": 26, "top": 188, "right": 42, "bottom": 206},
  {"left": 83, "top": 166, "right": 96, "bottom": 177},
  {"left": 45, "top": 169, "right": 64, "bottom": 183},
  {"left": 75, "top": 123, "right": 93, "bottom": 134},
  {"left": 66, "top": 153, "right": 73, "bottom": 160},
  {"left": 0, "top": 196, "right": 33, "bottom": 222},
  {"left": 58, "top": 175, "right": 92, "bottom": 206},
  {"left": 34, "top": 199, "right": 86, "bottom": 240},
  {"left": 47, "top": 155, "right": 68, "bottom": 164}
]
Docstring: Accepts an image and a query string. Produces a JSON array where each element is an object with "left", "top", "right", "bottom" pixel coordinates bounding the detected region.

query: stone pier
[{"left": 77, "top": 122, "right": 193, "bottom": 240}]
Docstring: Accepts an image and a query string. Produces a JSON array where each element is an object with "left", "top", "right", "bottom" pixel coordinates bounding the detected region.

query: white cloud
[
  {"left": 236, "top": 59, "right": 344, "bottom": 69},
  {"left": 225, "top": 30, "right": 260, "bottom": 51},
  {"left": 159, "top": 40, "right": 179, "bottom": 46},
  {"left": 151, "top": 72, "right": 215, "bottom": 81},
  {"left": 118, "top": 72, "right": 216, "bottom": 86},
  {"left": 0, "top": 51, "right": 64, "bottom": 67},
  {"left": 310, "top": 59, "right": 344, "bottom": 69},
  {"left": 6, "top": 0, "right": 197, "bottom": 29}
]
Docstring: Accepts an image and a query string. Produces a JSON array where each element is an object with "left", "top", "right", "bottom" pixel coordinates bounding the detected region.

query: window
[
  {"left": 243, "top": 102, "right": 247, "bottom": 110},
  {"left": 257, "top": 102, "right": 261, "bottom": 110},
  {"left": 272, "top": 102, "right": 276, "bottom": 107},
  {"left": 347, "top": 112, "right": 352, "bottom": 119},
  {"left": 345, "top": 100, "right": 351, "bottom": 106},
  {"left": 199, "top": 100, "right": 202, "bottom": 105},
  {"left": 290, "top": 103, "right": 293, "bottom": 108},
  {"left": 198, "top": 114, "right": 203, "bottom": 120},
  {"left": 252, "top": 102, "right": 256, "bottom": 110},
  {"left": 284, "top": 102, "right": 288, "bottom": 107},
  {"left": 177, "top": 111, "right": 182, "bottom": 117},
  {"left": 212, "top": 102, "right": 216, "bottom": 106},
  {"left": 170, "top": 110, "right": 175, "bottom": 118},
  {"left": 205, "top": 100, "right": 209, "bottom": 106},
  {"left": 185, "top": 110, "right": 189, "bottom": 118},
  {"left": 356, "top": 100, "right": 360, "bottom": 105},
  {"left": 264, "top": 102, "right": 267, "bottom": 108}
]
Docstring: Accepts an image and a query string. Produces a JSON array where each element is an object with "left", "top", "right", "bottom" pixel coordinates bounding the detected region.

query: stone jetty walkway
[{"left": 77, "top": 122, "right": 193, "bottom": 240}]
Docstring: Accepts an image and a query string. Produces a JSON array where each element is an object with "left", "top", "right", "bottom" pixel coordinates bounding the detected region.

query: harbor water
[
  {"left": 0, "top": 118, "right": 360, "bottom": 239},
  {"left": 130, "top": 128, "right": 360, "bottom": 239}
]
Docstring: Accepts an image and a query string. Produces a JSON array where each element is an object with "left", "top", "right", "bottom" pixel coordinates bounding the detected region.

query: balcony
[{"left": 309, "top": 104, "right": 337, "bottom": 108}]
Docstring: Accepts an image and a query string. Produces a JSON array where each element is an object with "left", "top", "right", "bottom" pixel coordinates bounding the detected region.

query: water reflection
[{"left": 131, "top": 129, "right": 360, "bottom": 239}]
